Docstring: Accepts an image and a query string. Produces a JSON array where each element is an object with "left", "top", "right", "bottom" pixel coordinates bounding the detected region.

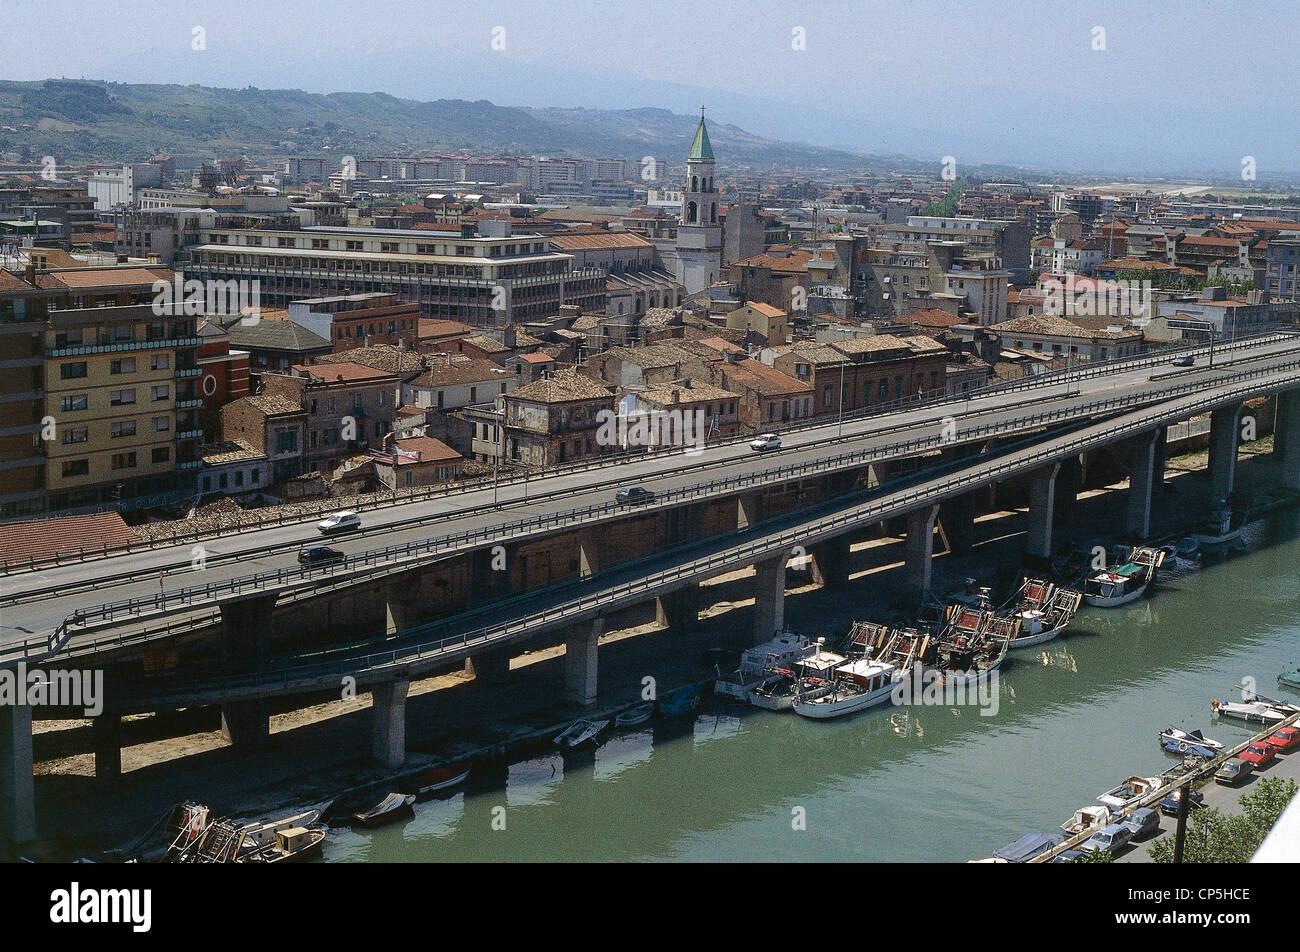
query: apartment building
[
  {"left": 0, "top": 270, "right": 46, "bottom": 518},
  {"left": 38, "top": 267, "right": 202, "bottom": 513}
]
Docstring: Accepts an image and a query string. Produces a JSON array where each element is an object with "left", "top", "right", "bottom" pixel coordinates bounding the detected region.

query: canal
[{"left": 326, "top": 507, "right": 1300, "bottom": 863}]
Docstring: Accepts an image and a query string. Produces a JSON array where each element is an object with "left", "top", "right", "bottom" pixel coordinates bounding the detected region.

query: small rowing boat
[{"left": 352, "top": 793, "right": 415, "bottom": 829}]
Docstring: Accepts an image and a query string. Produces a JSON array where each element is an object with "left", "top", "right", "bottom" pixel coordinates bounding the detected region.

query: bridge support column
[
  {"left": 809, "top": 536, "right": 851, "bottom": 588},
  {"left": 385, "top": 585, "right": 409, "bottom": 637},
  {"left": 737, "top": 492, "right": 761, "bottom": 530},
  {"left": 940, "top": 493, "right": 977, "bottom": 557},
  {"left": 656, "top": 585, "right": 700, "bottom": 632},
  {"left": 220, "top": 700, "right": 269, "bottom": 749},
  {"left": 1025, "top": 462, "right": 1061, "bottom": 562},
  {"left": 1127, "top": 430, "right": 1160, "bottom": 540},
  {"left": 1274, "top": 392, "right": 1292, "bottom": 460},
  {"left": 903, "top": 505, "right": 940, "bottom": 597},
  {"left": 1055, "top": 456, "right": 1082, "bottom": 528},
  {"left": 465, "top": 649, "right": 510, "bottom": 684},
  {"left": 1152, "top": 428, "right": 1168, "bottom": 498},
  {"left": 469, "top": 546, "right": 511, "bottom": 608},
  {"left": 577, "top": 529, "right": 601, "bottom": 577},
  {"left": 1278, "top": 389, "right": 1300, "bottom": 490},
  {"left": 752, "top": 556, "right": 786, "bottom": 643},
  {"left": 92, "top": 713, "right": 121, "bottom": 782},
  {"left": 563, "top": 618, "right": 602, "bottom": 708},
  {"left": 0, "top": 702, "right": 34, "bottom": 848},
  {"left": 371, "top": 679, "right": 408, "bottom": 769},
  {"left": 1208, "top": 402, "right": 1243, "bottom": 504}
]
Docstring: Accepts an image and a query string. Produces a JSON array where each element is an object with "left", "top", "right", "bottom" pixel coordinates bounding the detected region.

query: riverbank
[{"left": 24, "top": 436, "right": 1295, "bottom": 859}]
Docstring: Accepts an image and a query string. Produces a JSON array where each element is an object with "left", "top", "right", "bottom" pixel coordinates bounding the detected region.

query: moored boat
[
  {"left": 714, "top": 631, "right": 816, "bottom": 700},
  {"left": 1084, "top": 547, "right": 1165, "bottom": 607},
  {"left": 791, "top": 658, "right": 904, "bottom": 720},
  {"left": 241, "top": 825, "right": 327, "bottom": 863},
  {"left": 1004, "top": 580, "right": 1082, "bottom": 648},
  {"left": 1278, "top": 669, "right": 1300, "bottom": 692},
  {"left": 1211, "top": 694, "right": 1298, "bottom": 724},
  {"left": 749, "top": 645, "right": 845, "bottom": 711},
  {"left": 406, "top": 762, "right": 472, "bottom": 797},
  {"left": 614, "top": 702, "right": 654, "bottom": 727},
  {"left": 352, "top": 792, "right": 415, "bottom": 829},
  {"left": 657, "top": 685, "right": 700, "bottom": 717},
  {"left": 554, "top": 718, "right": 609, "bottom": 747},
  {"left": 1061, "top": 805, "right": 1111, "bottom": 837},
  {"left": 1159, "top": 727, "right": 1223, "bottom": 758},
  {"left": 1097, "top": 776, "right": 1162, "bottom": 810}
]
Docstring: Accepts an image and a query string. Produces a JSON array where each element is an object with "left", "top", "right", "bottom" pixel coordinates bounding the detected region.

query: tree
[{"left": 1150, "top": 777, "right": 1297, "bottom": 863}]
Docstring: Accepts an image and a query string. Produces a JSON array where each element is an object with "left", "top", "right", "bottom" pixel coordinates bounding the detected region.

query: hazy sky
[{"left": 3, "top": 0, "right": 1297, "bottom": 177}]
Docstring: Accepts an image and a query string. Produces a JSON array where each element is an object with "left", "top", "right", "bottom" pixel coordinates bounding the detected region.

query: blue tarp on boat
[{"left": 993, "top": 833, "right": 1064, "bottom": 863}]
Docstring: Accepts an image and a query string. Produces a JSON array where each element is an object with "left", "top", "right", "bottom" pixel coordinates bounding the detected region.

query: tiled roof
[
  {"left": 550, "top": 232, "right": 653, "bottom": 250},
  {"left": 240, "top": 392, "right": 306, "bottom": 416},
  {"left": 293, "top": 360, "right": 401, "bottom": 384},
  {"left": 994, "top": 314, "right": 1140, "bottom": 340},
  {"left": 408, "top": 358, "right": 510, "bottom": 388},
  {"left": 509, "top": 369, "right": 613, "bottom": 403},
  {"left": 317, "top": 345, "right": 426, "bottom": 376},
  {"left": 0, "top": 512, "right": 135, "bottom": 564},
  {"left": 392, "top": 436, "right": 462, "bottom": 464},
  {"left": 34, "top": 266, "right": 173, "bottom": 290},
  {"left": 226, "top": 320, "right": 331, "bottom": 353},
  {"left": 719, "top": 359, "right": 811, "bottom": 396}
]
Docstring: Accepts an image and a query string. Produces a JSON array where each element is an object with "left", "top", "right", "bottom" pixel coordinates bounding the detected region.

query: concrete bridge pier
[
  {"left": 752, "top": 555, "right": 786, "bottom": 643},
  {"left": 1126, "top": 429, "right": 1162, "bottom": 540},
  {"left": 1025, "top": 462, "right": 1061, "bottom": 562},
  {"left": 903, "top": 505, "right": 940, "bottom": 597},
  {"left": 809, "top": 536, "right": 852, "bottom": 588},
  {"left": 737, "top": 492, "right": 761, "bottom": 530},
  {"left": 940, "top": 493, "right": 977, "bottom": 557},
  {"left": 656, "top": 584, "right": 700, "bottom": 631},
  {"left": 92, "top": 713, "right": 122, "bottom": 782},
  {"left": 371, "top": 678, "right": 409, "bottom": 769},
  {"left": 1152, "top": 428, "right": 1168, "bottom": 498},
  {"left": 1055, "top": 455, "right": 1082, "bottom": 528},
  {"left": 465, "top": 649, "right": 511, "bottom": 684},
  {"left": 563, "top": 618, "right": 603, "bottom": 708},
  {"left": 219, "top": 594, "right": 276, "bottom": 749},
  {"left": 469, "top": 545, "right": 511, "bottom": 607},
  {"left": 0, "top": 702, "right": 34, "bottom": 849},
  {"left": 1208, "top": 401, "right": 1244, "bottom": 504},
  {"left": 385, "top": 583, "right": 409, "bottom": 636},
  {"left": 220, "top": 700, "right": 269, "bottom": 748},
  {"left": 1277, "top": 389, "right": 1300, "bottom": 490}
]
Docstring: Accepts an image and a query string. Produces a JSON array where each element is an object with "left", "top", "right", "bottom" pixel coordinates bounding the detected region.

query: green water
[{"left": 327, "top": 509, "right": 1300, "bottom": 862}]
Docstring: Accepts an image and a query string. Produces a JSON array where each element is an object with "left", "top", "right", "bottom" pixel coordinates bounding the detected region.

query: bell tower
[{"left": 675, "top": 108, "right": 723, "bottom": 294}]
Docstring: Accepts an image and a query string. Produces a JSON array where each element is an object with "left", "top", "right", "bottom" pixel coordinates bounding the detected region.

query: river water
[{"left": 326, "top": 507, "right": 1300, "bottom": 862}]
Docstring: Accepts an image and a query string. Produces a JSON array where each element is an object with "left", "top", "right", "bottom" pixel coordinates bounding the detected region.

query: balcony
[
  {"left": 46, "top": 336, "right": 202, "bottom": 358},
  {"left": 174, "top": 367, "right": 202, "bottom": 379},
  {"left": 175, "top": 459, "right": 203, "bottom": 471},
  {"left": 174, "top": 429, "right": 204, "bottom": 441},
  {"left": 175, "top": 397, "right": 204, "bottom": 409}
]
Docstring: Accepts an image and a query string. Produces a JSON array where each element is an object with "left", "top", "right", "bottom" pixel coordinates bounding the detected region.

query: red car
[
  {"left": 1264, "top": 726, "right": 1300, "bottom": 753},
  {"left": 1239, "top": 743, "right": 1277, "bottom": 767}
]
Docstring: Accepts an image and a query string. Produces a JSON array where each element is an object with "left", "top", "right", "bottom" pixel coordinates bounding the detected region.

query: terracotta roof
[
  {"left": 550, "top": 232, "right": 653, "bottom": 250},
  {"left": 391, "top": 436, "right": 462, "bottom": 464},
  {"left": 35, "top": 266, "right": 173, "bottom": 290},
  {"left": 240, "top": 392, "right": 307, "bottom": 416},
  {"left": 0, "top": 512, "right": 135, "bottom": 564},
  {"left": 732, "top": 250, "right": 814, "bottom": 273},
  {"left": 293, "top": 360, "right": 400, "bottom": 384},
  {"left": 908, "top": 308, "right": 964, "bottom": 328},
  {"left": 317, "top": 345, "right": 426, "bottom": 376},
  {"left": 407, "top": 358, "right": 510, "bottom": 388},
  {"left": 509, "top": 369, "right": 613, "bottom": 403},
  {"left": 417, "top": 318, "right": 473, "bottom": 339},
  {"left": 0, "top": 270, "right": 34, "bottom": 293},
  {"left": 741, "top": 301, "right": 787, "bottom": 318},
  {"left": 994, "top": 314, "right": 1141, "bottom": 340},
  {"left": 226, "top": 320, "right": 331, "bottom": 353},
  {"left": 719, "top": 359, "right": 811, "bottom": 396}
]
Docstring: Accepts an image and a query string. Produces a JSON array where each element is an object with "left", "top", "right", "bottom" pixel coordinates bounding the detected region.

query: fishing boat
[
  {"left": 352, "top": 792, "right": 415, "bottom": 829},
  {"left": 1083, "top": 546, "right": 1166, "bottom": 607},
  {"left": 925, "top": 611, "right": 1009, "bottom": 686},
  {"left": 1005, "top": 580, "right": 1082, "bottom": 648},
  {"left": 166, "top": 805, "right": 323, "bottom": 862},
  {"left": 1097, "top": 776, "right": 1162, "bottom": 810},
  {"left": 791, "top": 658, "right": 905, "bottom": 720},
  {"left": 614, "top": 703, "right": 654, "bottom": 727},
  {"left": 241, "top": 825, "right": 327, "bottom": 864},
  {"left": 406, "top": 762, "right": 471, "bottom": 797},
  {"left": 554, "top": 718, "right": 609, "bottom": 748},
  {"left": 1159, "top": 727, "right": 1223, "bottom": 758},
  {"left": 1190, "top": 507, "right": 1246, "bottom": 554},
  {"left": 1061, "top": 805, "right": 1111, "bottom": 837},
  {"left": 658, "top": 685, "right": 700, "bottom": 717},
  {"left": 713, "top": 631, "right": 815, "bottom": 699}
]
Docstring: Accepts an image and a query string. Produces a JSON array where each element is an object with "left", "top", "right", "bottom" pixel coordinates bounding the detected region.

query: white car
[
  {"left": 318, "top": 510, "right": 362, "bottom": 534},
  {"left": 750, "top": 433, "right": 782, "bottom": 452}
]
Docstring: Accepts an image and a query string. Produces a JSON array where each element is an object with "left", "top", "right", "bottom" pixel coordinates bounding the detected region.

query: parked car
[
  {"left": 1264, "top": 726, "right": 1300, "bottom": 753},
  {"left": 1171, "top": 354, "right": 1195, "bottom": 367},
  {"left": 1122, "top": 807, "right": 1161, "bottom": 840},
  {"left": 1159, "top": 788, "right": 1205, "bottom": 816},
  {"left": 318, "top": 510, "right": 362, "bottom": 535},
  {"left": 615, "top": 486, "right": 655, "bottom": 505},
  {"left": 298, "top": 545, "right": 345, "bottom": 566},
  {"left": 1080, "top": 822, "right": 1134, "bottom": 855},
  {"left": 1239, "top": 743, "right": 1276, "bottom": 767},
  {"left": 1051, "top": 849, "right": 1088, "bottom": 864},
  {"left": 1214, "top": 758, "right": 1254, "bottom": 786},
  {"left": 750, "top": 433, "right": 782, "bottom": 452}
]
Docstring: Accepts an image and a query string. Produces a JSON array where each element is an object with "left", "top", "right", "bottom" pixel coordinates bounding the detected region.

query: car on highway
[
  {"left": 1080, "top": 822, "right": 1134, "bottom": 856},
  {"left": 1171, "top": 354, "right": 1195, "bottom": 367},
  {"left": 1159, "top": 787, "right": 1205, "bottom": 816},
  {"left": 298, "top": 544, "right": 345, "bottom": 566},
  {"left": 1214, "top": 758, "right": 1254, "bottom": 786},
  {"left": 1238, "top": 743, "right": 1276, "bottom": 768},
  {"left": 1122, "top": 807, "right": 1161, "bottom": 840},
  {"left": 750, "top": 433, "right": 782, "bottom": 452},
  {"left": 1263, "top": 726, "right": 1300, "bottom": 753},
  {"left": 317, "top": 510, "right": 362, "bottom": 535},
  {"left": 615, "top": 486, "right": 655, "bottom": 505}
]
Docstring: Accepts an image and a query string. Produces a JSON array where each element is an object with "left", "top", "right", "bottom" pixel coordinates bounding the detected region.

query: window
[
  {"left": 110, "top": 357, "right": 136, "bottom": 374},
  {"left": 151, "top": 385, "right": 169, "bottom": 402},
  {"left": 61, "top": 362, "right": 87, "bottom": 380},
  {"left": 151, "top": 353, "right": 170, "bottom": 371},
  {"left": 152, "top": 416, "right": 170, "bottom": 433},
  {"left": 151, "top": 446, "right": 170, "bottom": 464},
  {"left": 61, "top": 426, "right": 88, "bottom": 445},
  {"left": 61, "top": 459, "right": 89, "bottom": 478},
  {"left": 60, "top": 394, "right": 88, "bottom": 412},
  {"left": 110, "top": 389, "right": 136, "bottom": 406},
  {"left": 276, "top": 430, "right": 298, "bottom": 452},
  {"left": 110, "top": 452, "right": 137, "bottom": 470},
  {"left": 110, "top": 421, "right": 136, "bottom": 438}
]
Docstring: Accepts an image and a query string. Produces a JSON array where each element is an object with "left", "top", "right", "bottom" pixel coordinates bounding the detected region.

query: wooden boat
[
  {"left": 1084, "top": 547, "right": 1165, "bottom": 607},
  {"left": 1097, "top": 776, "right": 1162, "bottom": 810},
  {"left": 657, "top": 685, "right": 700, "bottom": 717},
  {"left": 714, "top": 631, "right": 814, "bottom": 699},
  {"left": 554, "top": 718, "right": 609, "bottom": 748},
  {"left": 792, "top": 658, "right": 904, "bottom": 720},
  {"left": 352, "top": 792, "right": 415, "bottom": 829},
  {"left": 614, "top": 703, "right": 654, "bottom": 727},
  {"left": 1190, "top": 507, "right": 1245, "bottom": 552},
  {"left": 1003, "top": 579, "right": 1082, "bottom": 648},
  {"left": 750, "top": 644, "right": 845, "bottom": 711},
  {"left": 1160, "top": 727, "right": 1223, "bottom": 757},
  {"left": 406, "top": 762, "right": 471, "bottom": 797},
  {"left": 166, "top": 805, "right": 323, "bottom": 862},
  {"left": 925, "top": 611, "right": 1008, "bottom": 686},
  {"left": 1061, "top": 805, "right": 1111, "bottom": 836},
  {"left": 1174, "top": 536, "right": 1201, "bottom": 565},
  {"left": 241, "top": 825, "right": 326, "bottom": 863}
]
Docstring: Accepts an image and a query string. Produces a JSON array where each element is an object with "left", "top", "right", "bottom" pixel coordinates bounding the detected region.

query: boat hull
[
  {"left": 1084, "top": 580, "right": 1149, "bottom": 608},
  {"left": 1006, "top": 622, "right": 1068, "bottom": 649},
  {"left": 792, "top": 682, "right": 896, "bottom": 720}
]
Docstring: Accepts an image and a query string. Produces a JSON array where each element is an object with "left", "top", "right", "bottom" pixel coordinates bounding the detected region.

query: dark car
[
  {"left": 298, "top": 544, "right": 345, "bottom": 565},
  {"left": 1159, "top": 787, "right": 1205, "bottom": 816},
  {"left": 1171, "top": 354, "right": 1195, "bottom": 367},
  {"left": 615, "top": 486, "right": 656, "bottom": 505},
  {"left": 1123, "top": 807, "right": 1161, "bottom": 840},
  {"left": 1214, "top": 758, "right": 1254, "bottom": 786}
]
